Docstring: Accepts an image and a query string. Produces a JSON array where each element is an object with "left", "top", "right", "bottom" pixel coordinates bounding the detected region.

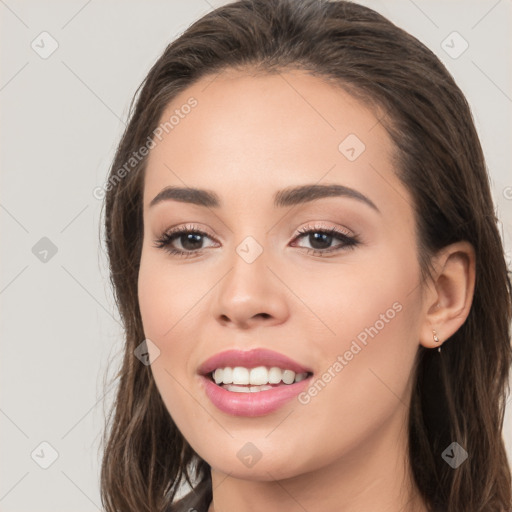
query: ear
[{"left": 419, "top": 241, "right": 476, "bottom": 349}]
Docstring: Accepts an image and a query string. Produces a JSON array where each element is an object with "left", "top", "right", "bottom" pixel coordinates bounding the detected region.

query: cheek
[
  {"left": 294, "top": 301, "right": 420, "bottom": 471},
  {"left": 293, "top": 243, "right": 423, "bottom": 439},
  {"left": 292, "top": 237, "right": 421, "bottom": 352},
  {"left": 137, "top": 254, "right": 188, "bottom": 379},
  {"left": 137, "top": 250, "right": 212, "bottom": 407},
  {"left": 137, "top": 251, "right": 205, "bottom": 342}
]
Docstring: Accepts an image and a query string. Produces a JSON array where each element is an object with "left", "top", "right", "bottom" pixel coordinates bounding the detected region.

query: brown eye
[
  {"left": 153, "top": 225, "right": 218, "bottom": 257},
  {"left": 292, "top": 226, "right": 360, "bottom": 256}
]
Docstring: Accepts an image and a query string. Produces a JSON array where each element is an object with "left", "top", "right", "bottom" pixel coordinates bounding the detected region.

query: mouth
[
  {"left": 205, "top": 366, "right": 313, "bottom": 392},
  {"left": 197, "top": 348, "right": 314, "bottom": 417}
]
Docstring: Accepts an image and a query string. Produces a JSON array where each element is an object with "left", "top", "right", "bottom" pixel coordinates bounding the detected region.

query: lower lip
[{"left": 199, "top": 375, "right": 312, "bottom": 417}]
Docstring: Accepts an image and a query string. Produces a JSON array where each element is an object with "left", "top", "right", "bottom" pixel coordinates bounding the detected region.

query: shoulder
[{"left": 166, "top": 478, "right": 212, "bottom": 512}]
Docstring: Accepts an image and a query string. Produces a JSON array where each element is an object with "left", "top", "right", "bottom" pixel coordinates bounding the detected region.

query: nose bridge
[
  {"left": 226, "top": 206, "right": 272, "bottom": 268},
  {"left": 224, "top": 232, "right": 269, "bottom": 298},
  {"left": 212, "top": 228, "right": 288, "bottom": 326}
]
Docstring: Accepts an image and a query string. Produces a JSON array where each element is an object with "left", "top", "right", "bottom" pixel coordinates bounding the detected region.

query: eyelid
[
  {"left": 158, "top": 221, "right": 354, "bottom": 243},
  {"left": 161, "top": 223, "right": 218, "bottom": 240},
  {"left": 293, "top": 222, "right": 355, "bottom": 238},
  {"left": 154, "top": 220, "right": 361, "bottom": 258}
]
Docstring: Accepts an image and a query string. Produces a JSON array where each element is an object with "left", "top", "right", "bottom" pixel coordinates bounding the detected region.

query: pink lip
[
  {"left": 197, "top": 348, "right": 313, "bottom": 376},
  {"left": 199, "top": 375, "right": 312, "bottom": 417},
  {"left": 197, "top": 348, "right": 313, "bottom": 417}
]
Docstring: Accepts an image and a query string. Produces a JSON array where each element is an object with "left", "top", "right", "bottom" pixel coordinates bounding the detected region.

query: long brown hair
[{"left": 99, "top": 1, "right": 512, "bottom": 510}]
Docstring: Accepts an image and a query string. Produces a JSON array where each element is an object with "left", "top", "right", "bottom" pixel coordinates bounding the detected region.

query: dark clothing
[{"left": 167, "top": 478, "right": 212, "bottom": 512}]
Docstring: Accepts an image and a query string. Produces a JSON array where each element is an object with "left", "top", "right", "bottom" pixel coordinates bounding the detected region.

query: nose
[{"left": 212, "top": 243, "right": 289, "bottom": 329}]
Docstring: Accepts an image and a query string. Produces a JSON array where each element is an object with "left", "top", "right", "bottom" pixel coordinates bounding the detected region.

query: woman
[{"left": 99, "top": 1, "right": 512, "bottom": 511}]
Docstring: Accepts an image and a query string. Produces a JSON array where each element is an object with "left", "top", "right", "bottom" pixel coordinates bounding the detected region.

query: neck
[{"left": 207, "top": 405, "right": 428, "bottom": 512}]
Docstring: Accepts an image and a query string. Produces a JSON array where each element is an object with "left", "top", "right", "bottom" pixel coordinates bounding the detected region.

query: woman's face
[{"left": 138, "top": 69, "right": 427, "bottom": 481}]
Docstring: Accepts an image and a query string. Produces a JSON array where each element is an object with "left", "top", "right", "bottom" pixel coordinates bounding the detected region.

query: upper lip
[{"left": 197, "top": 348, "right": 313, "bottom": 376}]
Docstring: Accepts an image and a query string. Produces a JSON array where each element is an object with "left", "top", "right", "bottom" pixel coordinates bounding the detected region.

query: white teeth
[
  {"left": 211, "top": 366, "right": 310, "bottom": 386},
  {"left": 224, "top": 384, "right": 274, "bottom": 393},
  {"left": 232, "top": 367, "right": 250, "bottom": 385},
  {"left": 224, "top": 384, "right": 251, "bottom": 393},
  {"left": 268, "top": 366, "right": 282, "bottom": 384},
  {"left": 213, "top": 368, "right": 224, "bottom": 384},
  {"left": 294, "top": 372, "right": 307, "bottom": 382},
  {"left": 249, "top": 366, "right": 269, "bottom": 385},
  {"left": 222, "top": 367, "right": 233, "bottom": 384},
  {"left": 251, "top": 385, "right": 273, "bottom": 392},
  {"left": 282, "top": 369, "right": 295, "bottom": 384}
]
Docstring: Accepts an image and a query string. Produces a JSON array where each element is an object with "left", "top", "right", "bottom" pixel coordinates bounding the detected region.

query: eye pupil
[
  {"left": 181, "top": 233, "right": 203, "bottom": 250},
  {"left": 310, "top": 232, "right": 332, "bottom": 250}
]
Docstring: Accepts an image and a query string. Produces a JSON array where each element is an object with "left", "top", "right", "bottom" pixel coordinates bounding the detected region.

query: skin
[{"left": 137, "top": 69, "right": 475, "bottom": 512}]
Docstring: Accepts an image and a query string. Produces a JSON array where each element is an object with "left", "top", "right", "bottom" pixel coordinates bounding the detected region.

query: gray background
[{"left": 1, "top": 0, "right": 511, "bottom": 510}]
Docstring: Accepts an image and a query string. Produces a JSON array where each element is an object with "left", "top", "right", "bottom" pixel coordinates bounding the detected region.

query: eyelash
[{"left": 153, "top": 223, "right": 360, "bottom": 258}]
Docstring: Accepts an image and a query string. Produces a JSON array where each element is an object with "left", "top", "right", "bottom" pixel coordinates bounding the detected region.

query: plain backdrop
[{"left": 1, "top": 1, "right": 511, "bottom": 510}]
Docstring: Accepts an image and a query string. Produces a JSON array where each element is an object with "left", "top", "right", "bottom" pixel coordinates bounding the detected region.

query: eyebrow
[{"left": 149, "top": 183, "right": 379, "bottom": 213}]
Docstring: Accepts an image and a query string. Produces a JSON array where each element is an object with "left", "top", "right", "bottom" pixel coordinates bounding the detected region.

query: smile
[{"left": 197, "top": 348, "right": 314, "bottom": 417}]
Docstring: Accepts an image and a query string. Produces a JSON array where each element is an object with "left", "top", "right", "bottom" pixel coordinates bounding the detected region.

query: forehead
[{"left": 143, "top": 69, "right": 402, "bottom": 214}]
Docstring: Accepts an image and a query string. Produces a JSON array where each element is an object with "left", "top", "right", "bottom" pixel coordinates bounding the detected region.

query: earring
[{"left": 432, "top": 329, "right": 442, "bottom": 353}]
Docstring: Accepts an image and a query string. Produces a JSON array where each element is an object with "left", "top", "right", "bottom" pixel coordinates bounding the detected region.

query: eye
[
  {"left": 153, "top": 224, "right": 218, "bottom": 258},
  {"left": 290, "top": 224, "right": 360, "bottom": 256},
  {"left": 153, "top": 223, "right": 360, "bottom": 258}
]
